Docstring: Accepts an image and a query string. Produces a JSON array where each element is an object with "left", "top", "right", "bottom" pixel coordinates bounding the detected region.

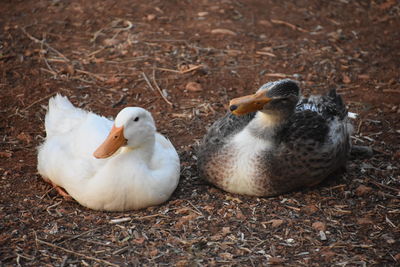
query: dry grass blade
[
  {"left": 75, "top": 69, "right": 106, "bottom": 82},
  {"left": 20, "top": 27, "right": 70, "bottom": 62},
  {"left": 152, "top": 69, "right": 173, "bottom": 106},
  {"left": 36, "top": 239, "right": 120, "bottom": 267},
  {"left": 142, "top": 71, "right": 173, "bottom": 106},
  {"left": 180, "top": 64, "right": 204, "bottom": 74},
  {"left": 366, "top": 178, "right": 400, "bottom": 193},
  {"left": 21, "top": 92, "right": 57, "bottom": 111},
  {"left": 271, "top": 19, "right": 308, "bottom": 33}
]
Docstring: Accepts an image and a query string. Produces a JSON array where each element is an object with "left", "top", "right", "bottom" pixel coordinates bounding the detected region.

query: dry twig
[
  {"left": 22, "top": 92, "right": 57, "bottom": 111},
  {"left": 20, "top": 27, "right": 70, "bottom": 62},
  {"left": 142, "top": 72, "right": 173, "bottom": 106},
  {"left": 75, "top": 69, "right": 106, "bottom": 82},
  {"left": 366, "top": 178, "right": 400, "bottom": 193},
  {"left": 36, "top": 239, "right": 119, "bottom": 267},
  {"left": 152, "top": 69, "right": 173, "bottom": 106},
  {"left": 271, "top": 19, "right": 308, "bottom": 33},
  {"left": 58, "top": 226, "right": 107, "bottom": 245}
]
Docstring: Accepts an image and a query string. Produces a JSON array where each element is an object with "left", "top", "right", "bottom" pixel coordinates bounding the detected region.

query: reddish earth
[{"left": 1, "top": 0, "right": 399, "bottom": 266}]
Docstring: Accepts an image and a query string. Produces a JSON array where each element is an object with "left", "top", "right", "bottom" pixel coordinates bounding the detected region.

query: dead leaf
[
  {"left": 379, "top": 0, "right": 396, "bottom": 10},
  {"left": 342, "top": 73, "right": 351, "bottom": 84},
  {"left": 312, "top": 221, "right": 326, "bottom": 231},
  {"left": 269, "top": 219, "right": 284, "bottom": 228},
  {"left": 105, "top": 76, "right": 121, "bottom": 84},
  {"left": 66, "top": 64, "right": 75, "bottom": 75},
  {"left": 236, "top": 210, "right": 245, "bottom": 220},
  {"left": 149, "top": 248, "right": 158, "bottom": 257},
  {"left": 211, "top": 28, "right": 236, "bottom": 36},
  {"left": 59, "top": 64, "right": 75, "bottom": 75},
  {"left": 17, "top": 132, "right": 32, "bottom": 144},
  {"left": 226, "top": 49, "right": 242, "bottom": 56},
  {"left": 146, "top": 14, "right": 156, "bottom": 21},
  {"left": 301, "top": 204, "right": 319, "bottom": 215},
  {"left": 185, "top": 82, "right": 202, "bottom": 92},
  {"left": 102, "top": 38, "right": 119, "bottom": 47},
  {"left": 355, "top": 185, "right": 373, "bottom": 196},
  {"left": 357, "top": 217, "right": 373, "bottom": 225},
  {"left": 222, "top": 227, "right": 231, "bottom": 235},
  {"left": 175, "top": 260, "right": 189, "bottom": 267},
  {"left": 174, "top": 207, "right": 191, "bottom": 215},
  {"left": 210, "top": 234, "right": 223, "bottom": 241},
  {"left": 93, "top": 57, "right": 105, "bottom": 63},
  {"left": 258, "top": 20, "right": 272, "bottom": 27},
  {"left": 219, "top": 252, "right": 233, "bottom": 260},
  {"left": 133, "top": 237, "right": 145, "bottom": 244},
  {"left": 225, "top": 195, "right": 242, "bottom": 203},
  {"left": 358, "top": 74, "right": 370, "bottom": 80},
  {"left": 321, "top": 250, "right": 336, "bottom": 261},
  {"left": 198, "top": 12, "right": 209, "bottom": 17},
  {"left": 268, "top": 257, "right": 285, "bottom": 265},
  {"left": 394, "top": 253, "right": 400, "bottom": 261},
  {"left": 175, "top": 213, "right": 197, "bottom": 228},
  {"left": 0, "top": 151, "right": 12, "bottom": 158},
  {"left": 0, "top": 234, "right": 10, "bottom": 246}
]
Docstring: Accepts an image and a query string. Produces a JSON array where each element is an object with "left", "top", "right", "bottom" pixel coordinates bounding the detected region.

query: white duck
[{"left": 37, "top": 95, "right": 180, "bottom": 211}]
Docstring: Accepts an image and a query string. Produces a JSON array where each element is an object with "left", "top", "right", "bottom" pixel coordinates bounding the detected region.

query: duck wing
[
  {"left": 279, "top": 88, "right": 349, "bottom": 144},
  {"left": 268, "top": 89, "right": 351, "bottom": 190},
  {"left": 44, "top": 95, "right": 112, "bottom": 155},
  {"left": 198, "top": 111, "right": 256, "bottom": 155},
  {"left": 197, "top": 111, "right": 255, "bottom": 174},
  {"left": 38, "top": 95, "right": 113, "bottom": 186},
  {"left": 295, "top": 88, "right": 347, "bottom": 120}
]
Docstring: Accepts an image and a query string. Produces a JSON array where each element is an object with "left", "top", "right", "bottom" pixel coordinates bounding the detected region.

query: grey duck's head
[{"left": 229, "top": 79, "right": 300, "bottom": 117}]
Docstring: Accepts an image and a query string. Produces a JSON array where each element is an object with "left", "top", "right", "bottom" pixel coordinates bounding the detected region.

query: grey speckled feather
[{"left": 197, "top": 82, "right": 352, "bottom": 197}]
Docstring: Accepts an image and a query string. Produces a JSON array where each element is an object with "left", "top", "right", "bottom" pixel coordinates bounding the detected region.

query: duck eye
[{"left": 134, "top": 117, "right": 139, "bottom": 122}]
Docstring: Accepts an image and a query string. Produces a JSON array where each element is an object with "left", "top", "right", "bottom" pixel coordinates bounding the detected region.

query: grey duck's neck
[{"left": 247, "top": 112, "right": 286, "bottom": 140}]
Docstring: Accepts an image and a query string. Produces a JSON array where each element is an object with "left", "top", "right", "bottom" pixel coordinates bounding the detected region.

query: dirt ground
[{"left": 1, "top": 0, "right": 399, "bottom": 266}]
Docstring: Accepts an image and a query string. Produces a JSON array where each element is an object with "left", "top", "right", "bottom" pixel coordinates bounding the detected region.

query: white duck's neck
[{"left": 122, "top": 136, "right": 155, "bottom": 163}]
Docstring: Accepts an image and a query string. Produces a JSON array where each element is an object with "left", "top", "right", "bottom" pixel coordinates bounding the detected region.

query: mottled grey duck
[{"left": 197, "top": 79, "right": 352, "bottom": 196}]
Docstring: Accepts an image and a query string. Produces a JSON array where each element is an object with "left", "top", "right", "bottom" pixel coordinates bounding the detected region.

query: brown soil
[{"left": 1, "top": 0, "right": 399, "bottom": 266}]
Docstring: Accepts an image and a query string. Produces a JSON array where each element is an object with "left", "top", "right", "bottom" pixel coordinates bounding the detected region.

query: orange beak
[
  {"left": 93, "top": 125, "right": 127, "bottom": 159},
  {"left": 229, "top": 90, "right": 272, "bottom": 115}
]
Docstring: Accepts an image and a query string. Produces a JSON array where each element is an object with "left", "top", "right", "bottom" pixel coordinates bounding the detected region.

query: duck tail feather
[
  {"left": 45, "top": 94, "right": 84, "bottom": 136},
  {"left": 326, "top": 88, "right": 347, "bottom": 119}
]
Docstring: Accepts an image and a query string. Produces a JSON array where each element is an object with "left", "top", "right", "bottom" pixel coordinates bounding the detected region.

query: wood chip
[
  {"left": 109, "top": 217, "right": 131, "bottom": 224},
  {"left": 17, "top": 132, "right": 32, "bottom": 144},
  {"left": 319, "top": 230, "right": 327, "bottom": 241},
  {"left": 211, "top": 28, "right": 237, "bottom": 36},
  {"left": 357, "top": 217, "right": 374, "bottom": 225},
  {"left": 146, "top": 14, "right": 157, "bottom": 21},
  {"left": 256, "top": 51, "right": 277, "bottom": 57},
  {"left": 0, "top": 151, "right": 12, "bottom": 158},
  {"left": 219, "top": 252, "right": 233, "bottom": 260},
  {"left": 312, "top": 221, "right": 326, "bottom": 231},
  {"left": 268, "top": 257, "right": 285, "bottom": 265},
  {"left": 355, "top": 185, "right": 373, "bottom": 196},
  {"left": 342, "top": 73, "right": 351, "bottom": 84},
  {"left": 270, "top": 219, "right": 284, "bottom": 228},
  {"left": 185, "top": 81, "right": 202, "bottom": 92},
  {"left": 271, "top": 19, "right": 308, "bottom": 33},
  {"left": 264, "top": 73, "right": 291, "bottom": 78},
  {"left": 301, "top": 204, "right": 319, "bottom": 215}
]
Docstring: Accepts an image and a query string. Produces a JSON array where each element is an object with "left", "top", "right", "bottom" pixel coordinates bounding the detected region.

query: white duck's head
[{"left": 93, "top": 107, "right": 156, "bottom": 159}]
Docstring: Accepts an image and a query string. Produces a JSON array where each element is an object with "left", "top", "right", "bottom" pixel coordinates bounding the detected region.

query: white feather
[
  {"left": 224, "top": 127, "right": 271, "bottom": 195},
  {"left": 37, "top": 95, "right": 180, "bottom": 211}
]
